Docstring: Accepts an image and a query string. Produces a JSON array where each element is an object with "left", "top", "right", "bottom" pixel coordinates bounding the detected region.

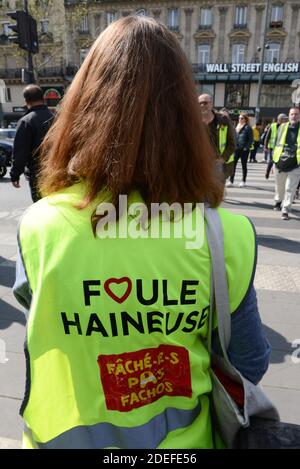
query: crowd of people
[{"left": 198, "top": 95, "right": 300, "bottom": 221}]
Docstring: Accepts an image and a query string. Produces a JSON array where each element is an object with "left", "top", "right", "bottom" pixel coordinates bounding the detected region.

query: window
[
  {"left": 197, "top": 44, "right": 210, "bottom": 64},
  {"left": 232, "top": 44, "right": 245, "bottom": 64},
  {"left": 197, "top": 83, "right": 215, "bottom": 101},
  {"left": 265, "top": 43, "right": 280, "bottom": 63},
  {"left": 200, "top": 8, "right": 212, "bottom": 27},
  {"left": 80, "top": 16, "right": 89, "bottom": 32},
  {"left": 261, "top": 84, "right": 291, "bottom": 107},
  {"left": 2, "top": 22, "right": 10, "bottom": 36},
  {"left": 271, "top": 5, "right": 283, "bottom": 22},
  {"left": 235, "top": 6, "right": 247, "bottom": 26},
  {"left": 136, "top": 9, "right": 147, "bottom": 16},
  {"left": 107, "top": 12, "right": 116, "bottom": 25},
  {"left": 225, "top": 84, "right": 249, "bottom": 108},
  {"left": 80, "top": 48, "right": 89, "bottom": 64},
  {"left": 167, "top": 8, "right": 179, "bottom": 29},
  {"left": 5, "top": 87, "right": 11, "bottom": 102},
  {"left": 40, "top": 19, "right": 49, "bottom": 34},
  {"left": 94, "top": 14, "right": 101, "bottom": 33}
]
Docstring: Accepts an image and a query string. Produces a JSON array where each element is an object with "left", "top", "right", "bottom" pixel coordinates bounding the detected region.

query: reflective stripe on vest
[
  {"left": 273, "top": 123, "right": 300, "bottom": 164},
  {"left": 23, "top": 403, "right": 201, "bottom": 449},
  {"left": 18, "top": 184, "right": 256, "bottom": 449},
  {"left": 268, "top": 123, "right": 278, "bottom": 149},
  {"left": 219, "top": 125, "right": 234, "bottom": 164}
]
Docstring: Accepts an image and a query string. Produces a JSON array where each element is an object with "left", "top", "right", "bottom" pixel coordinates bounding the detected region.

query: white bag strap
[{"left": 205, "top": 207, "right": 231, "bottom": 359}]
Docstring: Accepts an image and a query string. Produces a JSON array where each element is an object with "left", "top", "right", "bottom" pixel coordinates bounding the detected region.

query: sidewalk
[
  {"left": 0, "top": 168, "right": 299, "bottom": 447},
  {"left": 224, "top": 157, "right": 300, "bottom": 424}
]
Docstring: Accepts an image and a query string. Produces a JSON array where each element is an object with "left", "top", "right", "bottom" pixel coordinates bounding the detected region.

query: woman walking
[{"left": 227, "top": 113, "right": 253, "bottom": 187}]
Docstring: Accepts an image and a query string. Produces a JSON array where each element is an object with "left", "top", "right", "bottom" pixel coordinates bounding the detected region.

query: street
[{"left": 0, "top": 157, "right": 299, "bottom": 449}]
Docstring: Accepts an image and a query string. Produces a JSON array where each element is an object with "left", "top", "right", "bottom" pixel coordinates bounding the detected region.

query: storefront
[
  {"left": 195, "top": 62, "right": 300, "bottom": 125},
  {"left": 1, "top": 86, "right": 64, "bottom": 127}
]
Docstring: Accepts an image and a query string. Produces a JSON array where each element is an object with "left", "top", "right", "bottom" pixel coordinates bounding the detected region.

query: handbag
[
  {"left": 205, "top": 208, "right": 280, "bottom": 449},
  {"left": 275, "top": 150, "right": 298, "bottom": 172}
]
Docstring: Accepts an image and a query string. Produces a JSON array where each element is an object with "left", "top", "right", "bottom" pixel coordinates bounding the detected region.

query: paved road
[
  {"left": 223, "top": 157, "right": 300, "bottom": 428},
  {"left": 0, "top": 159, "right": 299, "bottom": 448},
  {"left": 0, "top": 175, "right": 31, "bottom": 449}
]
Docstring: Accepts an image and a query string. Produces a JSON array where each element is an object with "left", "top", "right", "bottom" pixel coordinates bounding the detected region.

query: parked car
[
  {"left": 0, "top": 139, "right": 13, "bottom": 175},
  {"left": 0, "top": 128, "right": 16, "bottom": 141}
]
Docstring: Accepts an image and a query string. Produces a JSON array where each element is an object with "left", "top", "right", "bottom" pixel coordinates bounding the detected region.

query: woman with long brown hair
[{"left": 13, "top": 16, "right": 270, "bottom": 449}]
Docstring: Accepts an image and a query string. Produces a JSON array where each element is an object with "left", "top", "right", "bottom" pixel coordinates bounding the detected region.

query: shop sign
[
  {"left": 12, "top": 106, "right": 26, "bottom": 113},
  {"left": 224, "top": 108, "right": 256, "bottom": 117},
  {"left": 205, "top": 63, "right": 299, "bottom": 73}
]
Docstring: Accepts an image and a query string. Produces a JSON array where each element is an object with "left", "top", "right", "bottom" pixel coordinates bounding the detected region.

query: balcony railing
[
  {"left": 198, "top": 24, "right": 213, "bottom": 30},
  {"left": 269, "top": 21, "right": 283, "bottom": 28},
  {"left": 38, "top": 67, "right": 64, "bottom": 78},
  {"left": 233, "top": 23, "right": 248, "bottom": 29},
  {"left": 0, "top": 67, "right": 69, "bottom": 80},
  {"left": 168, "top": 25, "right": 179, "bottom": 32},
  {"left": 0, "top": 68, "right": 22, "bottom": 79}
]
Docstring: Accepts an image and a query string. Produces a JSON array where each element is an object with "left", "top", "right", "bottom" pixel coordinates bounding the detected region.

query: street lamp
[{"left": 255, "top": 0, "right": 271, "bottom": 122}]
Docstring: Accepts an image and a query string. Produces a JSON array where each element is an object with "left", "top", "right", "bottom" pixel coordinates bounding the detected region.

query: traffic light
[
  {"left": 29, "top": 16, "right": 38, "bottom": 54},
  {"left": 7, "top": 10, "right": 39, "bottom": 54},
  {"left": 7, "top": 10, "right": 30, "bottom": 50}
]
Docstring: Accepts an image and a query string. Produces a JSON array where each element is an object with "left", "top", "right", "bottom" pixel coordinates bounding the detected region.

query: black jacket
[
  {"left": 10, "top": 104, "right": 53, "bottom": 182},
  {"left": 235, "top": 124, "right": 253, "bottom": 151}
]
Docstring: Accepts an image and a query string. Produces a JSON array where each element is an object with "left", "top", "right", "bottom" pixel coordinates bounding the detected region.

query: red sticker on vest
[{"left": 98, "top": 345, "right": 192, "bottom": 412}]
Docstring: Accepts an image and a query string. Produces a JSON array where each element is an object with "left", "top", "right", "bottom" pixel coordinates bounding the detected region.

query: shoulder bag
[{"left": 205, "top": 208, "right": 280, "bottom": 448}]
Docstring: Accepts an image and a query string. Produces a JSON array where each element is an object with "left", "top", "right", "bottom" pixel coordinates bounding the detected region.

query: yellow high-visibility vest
[
  {"left": 273, "top": 123, "right": 300, "bottom": 164},
  {"left": 17, "top": 183, "right": 256, "bottom": 449},
  {"left": 219, "top": 125, "right": 234, "bottom": 164},
  {"left": 268, "top": 123, "right": 278, "bottom": 150}
]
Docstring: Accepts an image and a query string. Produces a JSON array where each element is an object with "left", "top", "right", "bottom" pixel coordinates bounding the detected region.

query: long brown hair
[{"left": 39, "top": 16, "right": 223, "bottom": 217}]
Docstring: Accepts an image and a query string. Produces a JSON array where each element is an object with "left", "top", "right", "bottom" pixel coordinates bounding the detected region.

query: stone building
[
  {"left": 0, "top": 0, "right": 68, "bottom": 125},
  {"left": 1, "top": 0, "right": 300, "bottom": 125}
]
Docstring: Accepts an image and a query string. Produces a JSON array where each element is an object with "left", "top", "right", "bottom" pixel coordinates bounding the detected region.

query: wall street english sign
[{"left": 204, "top": 63, "right": 299, "bottom": 73}]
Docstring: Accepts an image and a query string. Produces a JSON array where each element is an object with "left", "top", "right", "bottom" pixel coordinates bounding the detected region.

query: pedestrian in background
[
  {"left": 13, "top": 16, "right": 270, "bottom": 449},
  {"left": 198, "top": 95, "right": 236, "bottom": 180},
  {"left": 260, "top": 124, "right": 270, "bottom": 163},
  {"left": 264, "top": 113, "right": 288, "bottom": 180},
  {"left": 227, "top": 113, "right": 253, "bottom": 187},
  {"left": 249, "top": 120, "right": 262, "bottom": 163},
  {"left": 272, "top": 106, "right": 300, "bottom": 220},
  {"left": 10, "top": 85, "right": 53, "bottom": 202}
]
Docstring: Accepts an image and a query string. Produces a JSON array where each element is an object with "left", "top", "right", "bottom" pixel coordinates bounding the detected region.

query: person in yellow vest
[
  {"left": 264, "top": 113, "right": 288, "bottom": 180},
  {"left": 272, "top": 106, "right": 300, "bottom": 220},
  {"left": 249, "top": 121, "right": 262, "bottom": 163},
  {"left": 198, "top": 96, "right": 236, "bottom": 180},
  {"left": 13, "top": 16, "right": 270, "bottom": 449}
]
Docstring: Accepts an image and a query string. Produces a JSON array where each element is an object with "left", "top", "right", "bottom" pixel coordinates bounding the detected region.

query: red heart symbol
[{"left": 104, "top": 277, "right": 132, "bottom": 304}]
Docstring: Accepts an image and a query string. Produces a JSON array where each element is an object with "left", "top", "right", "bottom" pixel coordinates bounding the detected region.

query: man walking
[
  {"left": 264, "top": 113, "right": 288, "bottom": 180},
  {"left": 198, "top": 94, "right": 236, "bottom": 180},
  {"left": 10, "top": 85, "right": 53, "bottom": 202},
  {"left": 272, "top": 107, "right": 300, "bottom": 220}
]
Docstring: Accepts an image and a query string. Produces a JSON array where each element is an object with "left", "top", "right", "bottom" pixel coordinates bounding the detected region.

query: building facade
[
  {"left": 0, "top": 0, "right": 69, "bottom": 126},
  {"left": 1, "top": 0, "right": 300, "bottom": 126}
]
